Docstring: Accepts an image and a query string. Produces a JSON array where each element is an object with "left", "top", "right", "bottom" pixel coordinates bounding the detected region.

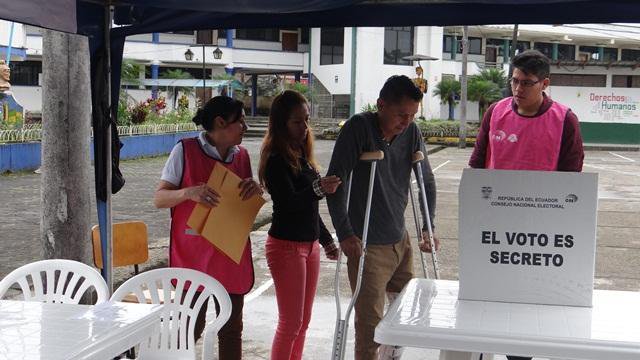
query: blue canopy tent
[{"left": 1, "top": 0, "right": 639, "bottom": 290}]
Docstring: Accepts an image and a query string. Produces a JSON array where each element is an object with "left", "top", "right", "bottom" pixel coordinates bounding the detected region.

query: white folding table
[
  {"left": 375, "top": 279, "right": 640, "bottom": 360},
  {"left": 0, "top": 299, "right": 163, "bottom": 359}
]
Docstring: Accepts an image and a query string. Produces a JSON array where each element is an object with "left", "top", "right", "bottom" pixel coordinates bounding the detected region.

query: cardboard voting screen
[
  {"left": 187, "top": 164, "right": 266, "bottom": 264},
  {"left": 458, "top": 169, "right": 598, "bottom": 307}
]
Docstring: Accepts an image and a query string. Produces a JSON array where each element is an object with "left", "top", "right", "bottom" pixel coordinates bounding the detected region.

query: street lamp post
[
  {"left": 185, "top": 45, "right": 223, "bottom": 104},
  {"left": 202, "top": 45, "right": 206, "bottom": 103}
]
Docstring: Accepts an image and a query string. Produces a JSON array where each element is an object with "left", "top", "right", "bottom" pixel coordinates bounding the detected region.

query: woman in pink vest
[
  {"left": 470, "top": 50, "right": 584, "bottom": 360},
  {"left": 258, "top": 90, "right": 341, "bottom": 360},
  {"left": 154, "top": 96, "right": 263, "bottom": 360}
]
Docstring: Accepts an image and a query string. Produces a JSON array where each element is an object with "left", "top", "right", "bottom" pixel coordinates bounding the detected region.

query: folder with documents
[{"left": 187, "top": 163, "right": 266, "bottom": 264}]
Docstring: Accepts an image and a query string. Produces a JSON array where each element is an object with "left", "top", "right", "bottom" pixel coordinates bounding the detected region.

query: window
[
  {"left": 300, "top": 28, "right": 310, "bottom": 44},
  {"left": 534, "top": 42, "right": 554, "bottom": 59},
  {"left": 514, "top": 41, "right": 530, "bottom": 54},
  {"left": 578, "top": 46, "right": 617, "bottom": 61},
  {"left": 442, "top": 35, "right": 482, "bottom": 55},
  {"left": 557, "top": 44, "right": 575, "bottom": 61},
  {"left": 486, "top": 38, "right": 507, "bottom": 56},
  {"left": 218, "top": 29, "right": 227, "bottom": 38},
  {"left": 383, "top": 27, "right": 414, "bottom": 65},
  {"left": 534, "top": 42, "right": 575, "bottom": 61},
  {"left": 320, "top": 28, "right": 344, "bottom": 65},
  {"left": 604, "top": 48, "right": 618, "bottom": 61},
  {"left": 551, "top": 74, "right": 606, "bottom": 87},
  {"left": 9, "top": 61, "right": 41, "bottom": 86},
  {"left": 612, "top": 75, "right": 640, "bottom": 88},
  {"left": 235, "top": 28, "right": 280, "bottom": 42},
  {"left": 621, "top": 49, "right": 640, "bottom": 61},
  {"left": 196, "top": 30, "right": 213, "bottom": 45}
]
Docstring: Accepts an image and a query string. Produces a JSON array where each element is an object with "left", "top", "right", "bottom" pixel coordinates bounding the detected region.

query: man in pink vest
[
  {"left": 469, "top": 49, "right": 584, "bottom": 172},
  {"left": 469, "top": 49, "right": 584, "bottom": 360}
]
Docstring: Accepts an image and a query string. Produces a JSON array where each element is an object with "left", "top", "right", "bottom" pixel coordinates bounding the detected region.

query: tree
[
  {"left": 41, "top": 30, "right": 92, "bottom": 263},
  {"left": 433, "top": 78, "right": 461, "bottom": 120},
  {"left": 468, "top": 78, "right": 502, "bottom": 120},
  {"left": 160, "top": 69, "right": 194, "bottom": 109},
  {"left": 121, "top": 59, "right": 143, "bottom": 84},
  {"left": 471, "top": 68, "right": 507, "bottom": 92}
]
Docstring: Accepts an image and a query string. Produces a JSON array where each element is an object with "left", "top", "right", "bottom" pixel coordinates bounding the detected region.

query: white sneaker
[{"left": 378, "top": 344, "right": 404, "bottom": 360}]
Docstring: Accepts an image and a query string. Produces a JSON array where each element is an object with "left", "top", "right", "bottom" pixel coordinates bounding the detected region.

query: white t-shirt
[{"left": 160, "top": 132, "right": 240, "bottom": 186}]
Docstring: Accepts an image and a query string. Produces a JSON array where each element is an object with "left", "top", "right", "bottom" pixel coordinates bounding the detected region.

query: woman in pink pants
[{"left": 258, "top": 90, "right": 341, "bottom": 360}]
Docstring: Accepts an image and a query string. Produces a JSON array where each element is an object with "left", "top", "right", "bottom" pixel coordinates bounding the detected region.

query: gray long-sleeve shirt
[{"left": 326, "top": 112, "right": 436, "bottom": 245}]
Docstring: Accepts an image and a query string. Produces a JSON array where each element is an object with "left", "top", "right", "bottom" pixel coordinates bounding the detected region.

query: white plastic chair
[
  {"left": 0, "top": 259, "right": 108, "bottom": 304},
  {"left": 110, "top": 267, "right": 232, "bottom": 360}
]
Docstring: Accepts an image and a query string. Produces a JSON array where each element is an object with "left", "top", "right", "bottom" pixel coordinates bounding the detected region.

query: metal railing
[{"left": 0, "top": 123, "right": 198, "bottom": 143}]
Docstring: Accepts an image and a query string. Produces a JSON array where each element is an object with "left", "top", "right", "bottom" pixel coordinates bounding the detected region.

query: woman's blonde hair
[{"left": 258, "top": 90, "right": 318, "bottom": 187}]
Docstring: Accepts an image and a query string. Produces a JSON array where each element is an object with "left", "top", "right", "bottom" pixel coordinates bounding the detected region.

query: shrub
[{"left": 129, "top": 102, "right": 150, "bottom": 124}]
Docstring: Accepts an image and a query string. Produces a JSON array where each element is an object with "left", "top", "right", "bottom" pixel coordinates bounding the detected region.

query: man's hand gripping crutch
[
  {"left": 331, "top": 150, "right": 385, "bottom": 360},
  {"left": 411, "top": 151, "right": 440, "bottom": 279}
]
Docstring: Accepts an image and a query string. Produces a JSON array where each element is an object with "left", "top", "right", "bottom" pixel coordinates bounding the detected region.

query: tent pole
[{"left": 98, "top": 1, "right": 114, "bottom": 295}]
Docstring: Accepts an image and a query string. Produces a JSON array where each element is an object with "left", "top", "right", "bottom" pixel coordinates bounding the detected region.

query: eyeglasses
[{"left": 509, "top": 77, "right": 542, "bottom": 88}]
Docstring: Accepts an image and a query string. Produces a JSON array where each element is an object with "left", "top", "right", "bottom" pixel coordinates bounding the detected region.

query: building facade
[{"left": 2, "top": 22, "right": 640, "bottom": 144}]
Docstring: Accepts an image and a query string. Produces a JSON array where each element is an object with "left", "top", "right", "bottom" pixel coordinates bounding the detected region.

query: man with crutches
[{"left": 327, "top": 75, "right": 439, "bottom": 360}]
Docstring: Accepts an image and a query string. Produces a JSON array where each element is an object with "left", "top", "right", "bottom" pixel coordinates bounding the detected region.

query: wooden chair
[{"left": 91, "top": 221, "right": 149, "bottom": 275}]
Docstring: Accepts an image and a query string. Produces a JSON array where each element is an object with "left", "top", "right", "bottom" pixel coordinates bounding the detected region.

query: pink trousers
[{"left": 266, "top": 235, "right": 320, "bottom": 360}]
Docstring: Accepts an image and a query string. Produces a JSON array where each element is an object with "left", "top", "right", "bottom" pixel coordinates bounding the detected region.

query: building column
[
  {"left": 251, "top": 74, "right": 258, "bottom": 116},
  {"left": 151, "top": 33, "right": 160, "bottom": 99},
  {"left": 451, "top": 36, "right": 457, "bottom": 60},
  {"left": 349, "top": 27, "right": 357, "bottom": 117},
  {"left": 598, "top": 46, "right": 604, "bottom": 61},
  {"left": 151, "top": 60, "right": 159, "bottom": 99},
  {"left": 503, "top": 39, "right": 510, "bottom": 64},
  {"left": 552, "top": 43, "right": 559, "bottom": 61},
  {"left": 226, "top": 29, "right": 234, "bottom": 48}
]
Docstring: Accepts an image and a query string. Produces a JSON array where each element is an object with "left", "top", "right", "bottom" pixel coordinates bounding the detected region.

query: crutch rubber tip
[
  {"left": 360, "top": 150, "right": 385, "bottom": 161},
  {"left": 412, "top": 151, "right": 425, "bottom": 163}
]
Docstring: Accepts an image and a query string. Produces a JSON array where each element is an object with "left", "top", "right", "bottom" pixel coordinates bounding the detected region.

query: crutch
[
  {"left": 332, "top": 150, "right": 385, "bottom": 360},
  {"left": 412, "top": 151, "right": 440, "bottom": 279},
  {"left": 409, "top": 151, "right": 430, "bottom": 279}
]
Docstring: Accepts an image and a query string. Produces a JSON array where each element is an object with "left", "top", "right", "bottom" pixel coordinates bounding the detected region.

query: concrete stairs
[{"left": 244, "top": 116, "right": 342, "bottom": 138}]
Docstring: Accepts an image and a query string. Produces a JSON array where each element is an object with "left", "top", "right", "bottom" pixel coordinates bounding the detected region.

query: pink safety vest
[
  {"left": 169, "top": 137, "right": 254, "bottom": 295},
  {"left": 486, "top": 97, "right": 567, "bottom": 171}
]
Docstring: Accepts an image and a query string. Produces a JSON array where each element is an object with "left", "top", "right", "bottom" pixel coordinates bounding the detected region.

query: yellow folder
[{"left": 187, "top": 163, "right": 266, "bottom": 264}]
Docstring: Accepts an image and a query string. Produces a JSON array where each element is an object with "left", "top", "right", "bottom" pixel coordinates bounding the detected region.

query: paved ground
[{"left": 1, "top": 138, "right": 638, "bottom": 359}]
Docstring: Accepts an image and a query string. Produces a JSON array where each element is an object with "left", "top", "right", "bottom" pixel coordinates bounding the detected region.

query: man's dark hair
[
  {"left": 379, "top": 75, "right": 423, "bottom": 103},
  {"left": 511, "top": 49, "right": 550, "bottom": 80}
]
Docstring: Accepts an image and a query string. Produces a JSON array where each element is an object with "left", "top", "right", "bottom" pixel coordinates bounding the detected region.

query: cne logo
[
  {"left": 481, "top": 186, "right": 493, "bottom": 199},
  {"left": 565, "top": 194, "right": 578, "bottom": 203}
]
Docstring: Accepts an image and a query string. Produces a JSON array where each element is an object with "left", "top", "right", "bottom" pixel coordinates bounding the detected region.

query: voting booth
[{"left": 458, "top": 169, "right": 599, "bottom": 307}]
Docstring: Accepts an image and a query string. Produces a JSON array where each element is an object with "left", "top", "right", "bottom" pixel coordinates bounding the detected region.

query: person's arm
[
  {"left": 265, "top": 155, "right": 322, "bottom": 212},
  {"left": 319, "top": 217, "right": 338, "bottom": 259},
  {"left": 326, "top": 117, "right": 364, "bottom": 243},
  {"left": 557, "top": 109, "right": 584, "bottom": 172},
  {"left": 154, "top": 142, "right": 220, "bottom": 208},
  {"left": 154, "top": 181, "right": 220, "bottom": 209},
  {"left": 468, "top": 104, "right": 494, "bottom": 168}
]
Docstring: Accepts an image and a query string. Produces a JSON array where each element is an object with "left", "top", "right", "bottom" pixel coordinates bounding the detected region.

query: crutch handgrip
[
  {"left": 412, "top": 151, "right": 424, "bottom": 163},
  {"left": 360, "top": 150, "right": 384, "bottom": 162}
]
